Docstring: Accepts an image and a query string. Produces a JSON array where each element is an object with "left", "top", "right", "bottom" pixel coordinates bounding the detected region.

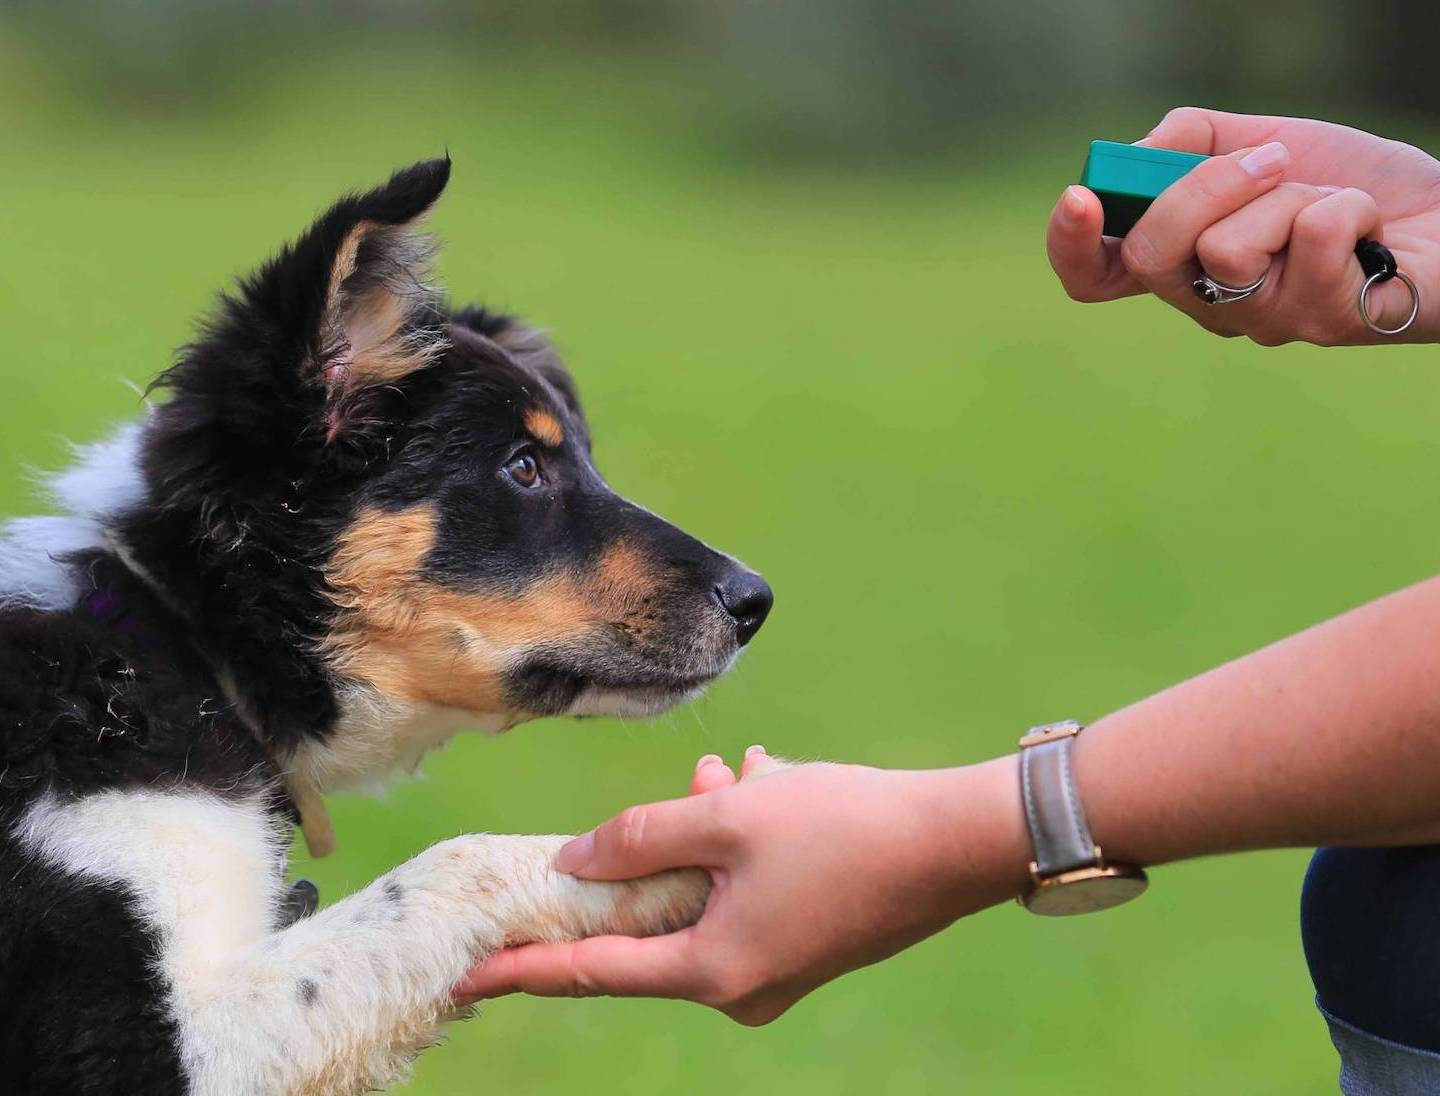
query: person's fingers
[
  {"left": 453, "top": 932, "right": 704, "bottom": 1003},
  {"left": 1279, "top": 187, "right": 1406, "bottom": 339},
  {"left": 691, "top": 754, "right": 737, "bottom": 796},
  {"left": 740, "top": 744, "right": 784, "bottom": 780},
  {"left": 1045, "top": 185, "right": 1142, "bottom": 303},
  {"left": 555, "top": 793, "right": 735, "bottom": 879},
  {"left": 1194, "top": 183, "right": 1335, "bottom": 287},
  {"left": 1137, "top": 106, "right": 1284, "bottom": 157},
  {"left": 1121, "top": 143, "right": 1290, "bottom": 300}
]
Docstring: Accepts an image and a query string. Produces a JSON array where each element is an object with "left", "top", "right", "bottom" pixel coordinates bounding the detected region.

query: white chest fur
[{"left": 16, "top": 791, "right": 284, "bottom": 988}]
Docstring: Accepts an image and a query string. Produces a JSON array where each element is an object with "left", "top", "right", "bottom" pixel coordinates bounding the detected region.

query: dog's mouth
[{"left": 506, "top": 653, "right": 734, "bottom": 719}]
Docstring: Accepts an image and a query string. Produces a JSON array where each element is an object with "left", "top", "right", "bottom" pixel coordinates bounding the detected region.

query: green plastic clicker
[{"left": 1079, "top": 139, "right": 1207, "bottom": 237}]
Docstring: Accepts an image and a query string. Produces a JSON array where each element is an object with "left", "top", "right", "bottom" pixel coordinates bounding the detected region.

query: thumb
[
  {"left": 1137, "top": 106, "right": 1281, "bottom": 157},
  {"left": 1135, "top": 106, "right": 1221, "bottom": 153},
  {"left": 556, "top": 794, "right": 734, "bottom": 880}
]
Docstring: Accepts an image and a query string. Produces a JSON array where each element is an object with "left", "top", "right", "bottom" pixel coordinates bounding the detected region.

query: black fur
[
  {"left": 0, "top": 556, "right": 278, "bottom": 1094},
  {"left": 0, "top": 855, "right": 187, "bottom": 1092}
]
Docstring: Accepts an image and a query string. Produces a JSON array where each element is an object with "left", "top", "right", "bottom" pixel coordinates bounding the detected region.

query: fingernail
[
  {"left": 1239, "top": 142, "right": 1288, "bottom": 179},
  {"left": 1316, "top": 185, "right": 1343, "bottom": 196},
  {"left": 555, "top": 831, "right": 594, "bottom": 874},
  {"left": 1059, "top": 185, "right": 1086, "bottom": 227},
  {"left": 695, "top": 753, "right": 723, "bottom": 772},
  {"left": 745, "top": 744, "right": 767, "bottom": 757}
]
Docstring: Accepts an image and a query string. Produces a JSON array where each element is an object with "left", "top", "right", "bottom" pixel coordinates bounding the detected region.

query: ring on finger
[{"left": 1192, "top": 269, "right": 1268, "bottom": 305}]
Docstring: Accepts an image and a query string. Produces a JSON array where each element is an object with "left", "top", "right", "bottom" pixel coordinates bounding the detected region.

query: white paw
[{"left": 596, "top": 867, "right": 711, "bottom": 937}]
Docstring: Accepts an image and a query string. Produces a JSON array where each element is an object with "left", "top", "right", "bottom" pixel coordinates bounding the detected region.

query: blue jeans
[
  {"left": 1303, "top": 847, "right": 1440, "bottom": 1093},
  {"left": 1320, "top": 1005, "right": 1440, "bottom": 1095}
]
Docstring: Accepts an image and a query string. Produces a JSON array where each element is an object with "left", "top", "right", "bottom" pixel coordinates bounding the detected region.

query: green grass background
[{"left": 4, "top": 40, "right": 1438, "bottom": 1096}]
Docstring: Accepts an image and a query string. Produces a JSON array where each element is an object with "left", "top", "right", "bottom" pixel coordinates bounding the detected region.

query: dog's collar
[
  {"left": 211, "top": 662, "right": 339, "bottom": 859},
  {"left": 286, "top": 777, "right": 338, "bottom": 859}
]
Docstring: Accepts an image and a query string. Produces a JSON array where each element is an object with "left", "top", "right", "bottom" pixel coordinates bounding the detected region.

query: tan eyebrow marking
[{"left": 523, "top": 407, "right": 565, "bottom": 447}]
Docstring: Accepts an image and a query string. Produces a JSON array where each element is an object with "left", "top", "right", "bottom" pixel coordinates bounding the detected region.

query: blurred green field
[{"left": 5, "top": 39, "right": 1440, "bottom": 1096}]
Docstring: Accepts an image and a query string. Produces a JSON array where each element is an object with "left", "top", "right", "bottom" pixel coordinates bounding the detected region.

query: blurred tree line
[{"left": 2, "top": 0, "right": 1435, "bottom": 160}]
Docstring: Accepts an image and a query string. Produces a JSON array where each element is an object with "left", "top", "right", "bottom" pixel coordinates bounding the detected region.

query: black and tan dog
[{"left": 0, "top": 159, "right": 771, "bottom": 1095}]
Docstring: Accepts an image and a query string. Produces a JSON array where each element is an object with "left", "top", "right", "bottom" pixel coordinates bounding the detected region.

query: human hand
[
  {"left": 453, "top": 748, "right": 1027, "bottom": 1025},
  {"left": 1047, "top": 107, "right": 1440, "bottom": 344}
]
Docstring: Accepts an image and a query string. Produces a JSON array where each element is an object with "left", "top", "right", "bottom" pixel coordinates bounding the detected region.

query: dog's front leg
[
  {"left": 22, "top": 790, "right": 708, "bottom": 1096},
  {"left": 185, "top": 834, "right": 708, "bottom": 1096}
]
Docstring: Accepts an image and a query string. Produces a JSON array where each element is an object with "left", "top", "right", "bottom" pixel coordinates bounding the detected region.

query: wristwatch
[{"left": 1016, "top": 721, "right": 1147, "bottom": 916}]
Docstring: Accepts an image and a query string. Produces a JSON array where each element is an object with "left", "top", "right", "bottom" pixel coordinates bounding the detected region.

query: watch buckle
[{"left": 1017, "top": 721, "right": 1083, "bottom": 750}]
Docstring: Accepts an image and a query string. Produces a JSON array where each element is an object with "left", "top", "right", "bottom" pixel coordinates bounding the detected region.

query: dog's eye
[{"left": 503, "top": 450, "right": 542, "bottom": 488}]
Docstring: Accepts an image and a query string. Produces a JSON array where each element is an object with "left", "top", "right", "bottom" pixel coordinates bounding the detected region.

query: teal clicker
[{"left": 1079, "top": 139, "right": 1206, "bottom": 237}]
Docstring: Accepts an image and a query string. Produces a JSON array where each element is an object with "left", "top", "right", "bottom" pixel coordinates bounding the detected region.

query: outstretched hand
[{"left": 452, "top": 748, "right": 1027, "bottom": 1025}]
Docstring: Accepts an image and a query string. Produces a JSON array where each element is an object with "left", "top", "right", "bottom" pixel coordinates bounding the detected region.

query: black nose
[{"left": 714, "top": 570, "right": 774, "bottom": 646}]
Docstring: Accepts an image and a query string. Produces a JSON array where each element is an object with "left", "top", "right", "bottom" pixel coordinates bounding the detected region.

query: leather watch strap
[{"left": 1018, "top": 721, "right": 1098, "bottom": 876}]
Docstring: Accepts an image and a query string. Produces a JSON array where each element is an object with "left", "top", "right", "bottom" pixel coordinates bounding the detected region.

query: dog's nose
[{"left": 714, "top": 570, "right": 774, "bottom": 646}]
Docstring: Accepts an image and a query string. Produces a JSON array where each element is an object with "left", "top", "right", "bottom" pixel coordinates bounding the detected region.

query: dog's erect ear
[
  {"left": 240, "top": 157, "right": 452, "bottom": 438},
  {"left": 147, "top": 160, "right": 453, "bottom": 507},
  {"left": 500, "top": 324, "right": 585, "bottom": 423}
]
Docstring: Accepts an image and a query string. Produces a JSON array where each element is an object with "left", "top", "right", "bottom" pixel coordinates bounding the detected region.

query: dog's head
[{"left": 129, "top": 159, "right": 770, "bottom": 784}]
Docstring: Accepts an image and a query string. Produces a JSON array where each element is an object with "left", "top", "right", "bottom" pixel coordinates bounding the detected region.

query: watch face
[{"left": 1023, "top": 866, "right": 1148, "bottom": 917}]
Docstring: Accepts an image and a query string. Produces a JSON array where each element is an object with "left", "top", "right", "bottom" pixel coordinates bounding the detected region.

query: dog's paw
[
  {"left": 602, "top": 866, "right": 711, "bottom": 937},
  {"left": 443, "top": 835, "right": 707, "bottom": 948},
  {"left": 532, "top": 863, "right": 710, "bottom": 945}
]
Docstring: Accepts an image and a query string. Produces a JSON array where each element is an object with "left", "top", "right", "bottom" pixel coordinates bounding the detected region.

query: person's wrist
[
  {"left": 1071, "top": 710, "right": 1173, "bottom": 868},
  {"left": 908, "top": 757, "right": 1032, "bottom": 912}
]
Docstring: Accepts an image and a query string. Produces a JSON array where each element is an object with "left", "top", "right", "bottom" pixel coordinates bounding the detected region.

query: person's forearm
[
  {"left": 1078, "top": 574, "right": 1440, "bottom": 866},
  {"left": 912, "top": 576, "right": 1440, "bottom": 912}
]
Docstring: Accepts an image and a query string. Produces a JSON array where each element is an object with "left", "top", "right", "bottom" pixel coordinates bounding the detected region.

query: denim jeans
[
  {"left": 1304, "top": 847, "right": 1440, "bottom": 1093},
  {"left": 1321, "top": 1005, "right": 1440, "bottom": 1095}
]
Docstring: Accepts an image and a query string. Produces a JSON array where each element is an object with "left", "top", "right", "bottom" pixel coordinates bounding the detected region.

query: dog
[{"left": 0, "top": 158, "right": 773, "bottom": 1095}]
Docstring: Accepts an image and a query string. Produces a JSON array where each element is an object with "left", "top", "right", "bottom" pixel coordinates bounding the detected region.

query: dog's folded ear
[{"left": 451, "top": 306, "right": 586, "bottom": 424}]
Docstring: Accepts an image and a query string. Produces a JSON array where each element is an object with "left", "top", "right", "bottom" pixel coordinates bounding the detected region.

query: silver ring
[
  {"left": 1359, "top": 270, "right": 1420, "bottom": 337},
  {"left": 1192, "top": 269, "right": 1267, "bottom": 305}
]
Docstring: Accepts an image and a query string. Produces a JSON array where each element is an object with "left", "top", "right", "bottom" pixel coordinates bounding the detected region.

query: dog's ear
[
  {"left": 451, "top": 307, "right": 588, "bottom": 442},
  {"left": 248, "top": 158, "right": 452, "bottom": 439},
  {"left": 160, "top": 158, "right": 452, "bottom": 457}
]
